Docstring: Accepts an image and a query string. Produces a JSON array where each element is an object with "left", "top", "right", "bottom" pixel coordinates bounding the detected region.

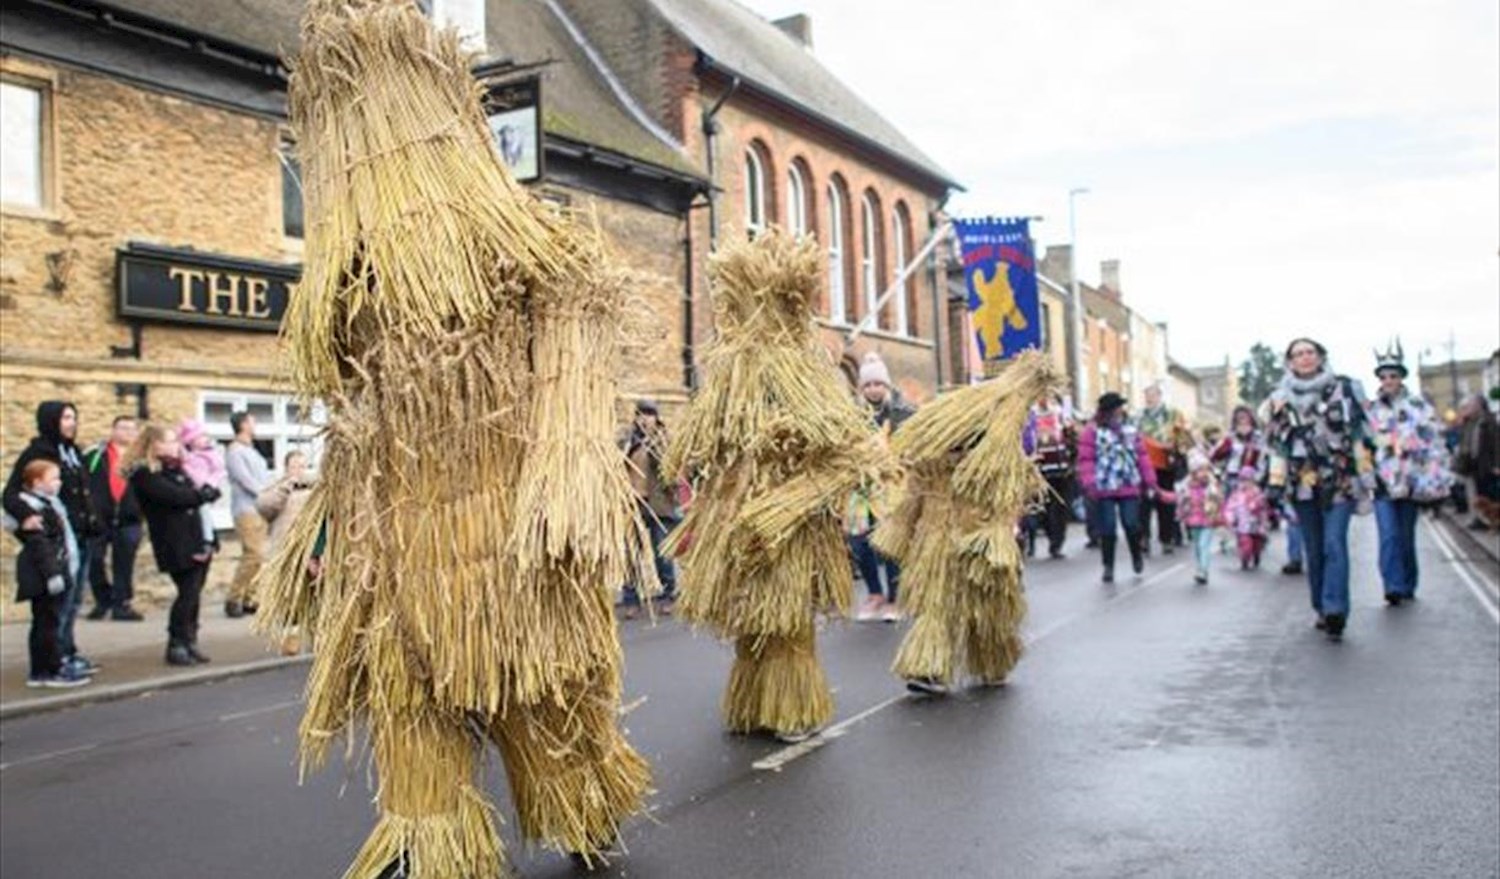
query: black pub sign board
[{"left": 116, "top": 242, "right": 300, "bottom": 332}]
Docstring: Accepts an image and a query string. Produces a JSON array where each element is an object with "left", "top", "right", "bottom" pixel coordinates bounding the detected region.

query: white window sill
[{"left": 1, "top": 203, "right": 60, "bottom": 222}]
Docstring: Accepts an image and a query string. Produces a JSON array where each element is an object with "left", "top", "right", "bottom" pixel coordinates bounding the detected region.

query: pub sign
[{"left": 117, "top": 243, "right": 299, "bottom": 332}]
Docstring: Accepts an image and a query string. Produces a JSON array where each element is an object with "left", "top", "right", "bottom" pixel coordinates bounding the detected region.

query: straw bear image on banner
[{"left": 970, "top": 261, "right": 1029, "bottom": 358}]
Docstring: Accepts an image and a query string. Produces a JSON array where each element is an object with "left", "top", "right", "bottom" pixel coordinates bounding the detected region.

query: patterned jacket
[
  {"left": 1266, "top": 372, "right": 1376, "bottom": 508},
  {"left": 1367, "top": 388, "right": 1452, "bottom": 502}
]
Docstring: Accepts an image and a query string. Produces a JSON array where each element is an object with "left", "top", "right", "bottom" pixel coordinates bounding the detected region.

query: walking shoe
[
  {"left": 1162, "top": 545, "right": 1175, "bottom": 556},
  {"left": 1385, "top": 594, "right": 1405, "bottom": 607},
  {"left": 1281, "top": 561, "right": 1303, "bottom": 576},
  {"left": 242, "top": 602, "right": 259, "bottom": 615},
  {"left": 880, "top": 604, "right": 904, "bottom": 623},
  {"left": 855, "top": 594, "right": 885, "bottom": 621},
  {"left": 224, "top": 600, "right": 245, "bottom": 619},
  {"left": 621, "top": 605, "right": 639, "bottom": 621},
  {"left": 774, "top": 728, "right": 817, "bottom": 744},
  {"left": 85, "top": 605, "right": 110, "bottom": 621},
  {"left": 66, "top": 655, "right": 100, "bottom": 675},
  {"left": 165, "top": 643, "right": 195, "bottom": 666},
  {"left": 186, "top": 643, "right": 212, "bottom": 664},
  {"left": 1049, "top": 550, "right": 1066, "bottom": 560},
  {"left": 1132, "top": 556, "right": 1145, "bottom": 576},
  {"left": 1102, "top": 569, "right": 1115, "bottom": 584},
  {"left": 111, "top": 606, "right": 145, "bottom": 622},
  {"left": 1193, "top": 573, "right": 1208, "bottom": 586},
  {"left": 1323, "top": 613, "right": 1346, "bottom": 641},
  {"left": 26, "top": 676, "right": 48, "bottom": 688},
  {"left": 1314, "top": 615, "right": 1328, "bottom": 631},
  {"left": 1469, "top": 519, "right": 1491, "bottom": 531},
  {"left": 905, "top": 677, "right": 948, "bottom": 696},
  {"left": 42, "top": 668, "right": 93, "bottom": 688},
  {"left": 656, "top": 599, "right": 675, "bottom": 617}
]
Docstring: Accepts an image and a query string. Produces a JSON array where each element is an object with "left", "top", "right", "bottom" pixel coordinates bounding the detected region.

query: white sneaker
[
  {"left": 774, "top": 728, "right": 816, "bottom": 744},
  {"left": 880, "top": 604, "right": 903, "bottom": 623}
]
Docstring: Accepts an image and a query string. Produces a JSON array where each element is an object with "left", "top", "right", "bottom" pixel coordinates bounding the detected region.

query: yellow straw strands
[
  {"left": 663, "top": 229, "right": 896, "bottom": 736},
  {"left": 873, "top": 350, "right": 1059, "bottom": 689},
  {"left": 254, "top": 2, "right": 652, "bottom": 874}
]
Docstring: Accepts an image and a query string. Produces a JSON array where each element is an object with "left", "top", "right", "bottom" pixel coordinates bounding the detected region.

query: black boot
[
  {"left": 1323, "top": 613, "right": 1346, "bottom": 641},
  {"left": 186, "top": 641, "right": 212, "bottom": 664},
  {"left": 224, "top": 600, "right": 245, "bottom": 619},
  {"left": 1128, "top": 535, "right": 1145, "bottom": 575},
  {"left": 165, "top": 641, "right": 194, "bottom": 667},
  {"left": 1101, "top": 536, "right": 1117, "bottom": 583}
]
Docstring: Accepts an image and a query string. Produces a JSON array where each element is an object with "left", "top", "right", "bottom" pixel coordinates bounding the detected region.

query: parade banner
[{"left": 953, "top": 217, "right": 1041, "bottom": 361}]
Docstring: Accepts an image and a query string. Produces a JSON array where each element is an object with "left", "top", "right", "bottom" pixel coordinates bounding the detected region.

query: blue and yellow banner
[{"left": 954, "top": 217, "right": 1041, "bottom": 361}]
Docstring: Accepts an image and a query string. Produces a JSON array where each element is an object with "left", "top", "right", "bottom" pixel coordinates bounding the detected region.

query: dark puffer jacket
[{"left": 2, "top": 401, "right": 100, "bottom": 538}]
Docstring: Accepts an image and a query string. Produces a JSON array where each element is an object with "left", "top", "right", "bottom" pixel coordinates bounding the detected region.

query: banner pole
[{"left": 845, "top": 221, "right": 954, "bottom": 346}]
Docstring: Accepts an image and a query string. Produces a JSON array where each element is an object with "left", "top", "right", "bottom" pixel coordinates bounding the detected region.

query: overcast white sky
[{"left": 742, "top": 0, "right": 1499, "bottom": 372}]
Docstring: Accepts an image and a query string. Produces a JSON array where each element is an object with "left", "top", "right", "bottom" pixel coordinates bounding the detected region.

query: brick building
[{"left": 555, "top": 0, "right": 964, "bottom": 402}]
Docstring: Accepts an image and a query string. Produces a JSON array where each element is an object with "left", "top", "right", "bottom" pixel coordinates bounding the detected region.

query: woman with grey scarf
[{"left": 1265, "top": 338, "right": 1376, "bottom": 641}]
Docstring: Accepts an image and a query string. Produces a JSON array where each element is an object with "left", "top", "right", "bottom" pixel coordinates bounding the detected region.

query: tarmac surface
[{"left": 1, "top": 515, "right": 1496, "bottom": 878}]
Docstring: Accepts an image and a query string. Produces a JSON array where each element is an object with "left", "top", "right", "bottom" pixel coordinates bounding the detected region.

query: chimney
[
  {"left": 1100, "top": 259, "right": 1121, "bottom": 297},
  {"left": 1041, "top": 244, "right": 1073, "bottom": 287},
  {"left": 773, "top": 14, "right": 813, "bottom": 48}
]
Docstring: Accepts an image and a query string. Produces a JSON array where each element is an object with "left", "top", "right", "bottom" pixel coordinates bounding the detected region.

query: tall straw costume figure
[
  {"left": 873, "top": 350, "right": 1058, "bottom": 693},
  {"left": 662, "top": 229, "right": 896, "bottom": 739},
  {"left": 253, "top": 1, "right": 657, "bottom": 874}
]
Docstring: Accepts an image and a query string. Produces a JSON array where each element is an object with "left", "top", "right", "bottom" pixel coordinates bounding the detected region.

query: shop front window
[{"left": 199, "top": 392, "right": 325, "bottom": 530}]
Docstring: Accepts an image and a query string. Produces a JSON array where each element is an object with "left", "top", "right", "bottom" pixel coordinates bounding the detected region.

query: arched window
[
  {"left": 893, "top": 202, "right": 916, "bottom": 336},
  {"left": 787, "top": 161, "right": 809, "bottom": 238},
  {"left": 744, "top": 146, "right": 767, "bottom": 237},
  {"left": 827, "top": 176, "right": 851, "bottom": 323},
  {"left": 860, "top": 190, "right": 886, "bottom": 327}
]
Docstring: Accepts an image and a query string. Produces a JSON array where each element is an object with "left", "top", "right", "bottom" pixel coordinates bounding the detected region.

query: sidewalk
[
  {"left": 0, "top": 609, "right": 308, "bottom": 721},
  {"left": 1438, "top": 506, "right": 1500, "bottom": 567}
]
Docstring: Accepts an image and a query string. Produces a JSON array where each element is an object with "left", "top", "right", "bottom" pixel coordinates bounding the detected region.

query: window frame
[
  {"left": 826, "top": 178, "right": 850, "bottom": 324},
  {"left": 787, "top": 161, "right": 808, "bottom": 239},
  {"left": 744, "top": 145, "right": 768, "bottom": 238},
  {"left": 0, "top": 66, "right": 59, "bottom": 218},
  {"left": 277, "top": 136, "right": 304, "bottom": 243},
  {"left": 891, "top": 203, "right": 913, "bottom": 336},
  {"left": 860, "top": 190, "right": 886, "bottom": 329}
]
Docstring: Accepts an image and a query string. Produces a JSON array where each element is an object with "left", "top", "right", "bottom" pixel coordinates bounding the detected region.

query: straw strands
[
  {"left": 874, "top": 350, "right": 1058, "bottom": 688},
  {"left": 663, "top": 229, "right": 895, "bottom": 735},
  {"left": 254, "top": 1, "right": 653, "bottom": 874}
]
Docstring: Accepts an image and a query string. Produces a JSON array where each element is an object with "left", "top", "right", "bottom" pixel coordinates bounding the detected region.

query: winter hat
[
  {"left": 1096, "top": 392, "right": 1127, "bottom": 415},
  {"left": 858, "top": 352, "right": 892, "bottom": 389},
  {"left": 178, "top": 418, "right": 210, "bottom": 448},
  {"left": 1239, "top": 465, "right": 1258, "bottom": 481},
  {"left": 1187, "top": 450, "right": 1210, "bottom": 472},
  {"left": 634, "top": 398, "right": 660, "bottom": 416}
]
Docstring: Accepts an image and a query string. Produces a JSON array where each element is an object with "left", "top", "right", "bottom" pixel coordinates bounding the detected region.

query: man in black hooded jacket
[{"left": 4, "top": 401, "right": 102, "bottom": 672}]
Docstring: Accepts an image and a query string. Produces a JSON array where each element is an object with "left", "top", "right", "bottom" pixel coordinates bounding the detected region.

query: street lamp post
[{"left": 1067, "top": 187, "right": 1090, "bottom": 409}]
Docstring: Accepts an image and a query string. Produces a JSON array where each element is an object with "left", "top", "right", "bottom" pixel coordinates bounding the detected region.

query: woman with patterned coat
[
  {"left": 1265, "top": 338, "right": 1376, "bottom": 641},
  {"left": 1366, "top": 346, "right": 1452, "bottom": 605},
  {"left": 1077, "top": 392, "right": 1158, "bottom": 584}
]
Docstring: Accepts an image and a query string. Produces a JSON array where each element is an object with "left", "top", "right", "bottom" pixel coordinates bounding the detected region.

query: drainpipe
[
  {"left": 930, "top": 195, "right": 952, "bottom": 389},
  {"left": 682, "top": 197, "right": 707, "bottom": 389},
  {"left": 700, "top": 66, "right": 741, "bottom": 252}
]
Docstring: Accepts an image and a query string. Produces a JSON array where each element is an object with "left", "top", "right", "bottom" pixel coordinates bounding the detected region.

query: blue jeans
[
  {"left": 1189, "top": 526, "right": 1214, "bottom": 577},
  {"left": 1286, "top": 518, "right": 1304, "bottom": 565},
  {"left": 1374, "top": 498, "right": 1420, "bottom": 597},
  {"left": 1294, "top": 501, "right": 1354, "bottom": 617},
  {"left": 57, "top": 541, "right": 90, "bottom": 658},
  {"left": 622, "top": 510, "right": 677, "bottom": 607},
  {"left": 1090, "top": 497, "right": 1142, "bottom": 541},
  {"left": 848, "top": 532, "right": 900, "bottom": 602}
]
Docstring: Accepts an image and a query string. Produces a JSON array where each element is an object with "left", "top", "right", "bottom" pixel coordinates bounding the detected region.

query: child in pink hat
[
  {"left": 1222, "top": 465, "right": 1270, "bottom": 570},
  {"left": 177, "top": 418, "right": 226, "bottom": 557}
]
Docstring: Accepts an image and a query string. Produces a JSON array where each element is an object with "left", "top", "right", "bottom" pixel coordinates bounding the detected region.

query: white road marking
[
  {"left": 753, "top": 561, "right": 1188, "bottom": 771},
  {"left": 217, "top": 699, "right": 301, "bottom": 724},
  {"left": 1424, "top": 519, "right": 1500, "bottom": 624},
  {"left": 0, "top": 742, "right": 98, "bottom": 773}
]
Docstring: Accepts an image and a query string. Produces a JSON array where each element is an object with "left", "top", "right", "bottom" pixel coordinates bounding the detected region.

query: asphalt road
[{"left": 2, "top": 517, "right": 1496, "bottom": 879}]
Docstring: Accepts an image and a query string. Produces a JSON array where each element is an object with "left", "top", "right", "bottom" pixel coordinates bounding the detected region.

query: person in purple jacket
[{"left": 1077, "top": 392, "right": 1158, "bottom": 583}]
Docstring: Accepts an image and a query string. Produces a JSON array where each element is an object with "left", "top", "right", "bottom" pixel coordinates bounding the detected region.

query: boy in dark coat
[
  {"left": 12, "top": 460, "right": 92, "bottom": 688},
  {"left": 3, "top": 401, "right": 101, "bottom": 676}
]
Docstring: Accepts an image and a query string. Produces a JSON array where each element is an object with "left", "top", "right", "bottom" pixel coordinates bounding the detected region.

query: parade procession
[{"left": 1, "top": 1, "right": 1497, "bottom": 877}]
